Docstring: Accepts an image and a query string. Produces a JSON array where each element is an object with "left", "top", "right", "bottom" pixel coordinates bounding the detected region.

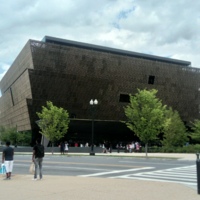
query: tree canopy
[
  {"left": 37, "top": 101, "right": 70, "bottom": 152},
  {"left": 162, "top": 108, "right": 188, "bottom": 147},
  {"left": 0, "top": 126, "right": 31, "bottom": 146},
  {"left": 190, "top": 119, "right": 200, "bottom": 143},
  {"left": 124, "top": 89, "right": 166, "bottom": 156}
]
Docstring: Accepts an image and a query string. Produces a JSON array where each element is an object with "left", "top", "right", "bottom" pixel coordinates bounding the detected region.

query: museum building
[{"left": 0, "top": 36, "right": 200, "bottom": 144}]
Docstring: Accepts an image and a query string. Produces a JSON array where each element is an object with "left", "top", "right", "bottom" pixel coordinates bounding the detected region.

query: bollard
[{"left": 196, "top": 153, "right": 200, "bottom": 194}]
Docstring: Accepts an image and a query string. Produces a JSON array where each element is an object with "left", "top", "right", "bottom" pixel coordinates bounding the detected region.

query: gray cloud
[{"left": 0, "top": 0, "right": 200, "bottom": 80}]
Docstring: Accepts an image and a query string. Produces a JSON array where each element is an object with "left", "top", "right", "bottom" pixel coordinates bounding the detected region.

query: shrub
[{"left": 146, "top": 144, "right": 200, "bottom": 153}]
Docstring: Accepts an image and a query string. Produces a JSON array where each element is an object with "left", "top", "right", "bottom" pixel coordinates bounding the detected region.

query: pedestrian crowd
[
  {"left": 99, "top": 141, "right": 141, "bottom": 153},
  {"left": 116, "top": 141, "right": 141, "bottom": 153},
  {"left": 57, "top": 140, "right": 142, "bottom": 154}
]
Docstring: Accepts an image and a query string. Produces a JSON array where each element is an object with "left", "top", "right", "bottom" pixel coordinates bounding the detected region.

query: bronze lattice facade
[{"left": 0, "top": 36, "right": 200, "bottom": 142}]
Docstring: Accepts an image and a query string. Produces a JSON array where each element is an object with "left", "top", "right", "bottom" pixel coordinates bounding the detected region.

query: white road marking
[
  {"left": 110, "top": 176, "right": 197, "bottom": 186},
  {"left": 79, "top": 167, "right": 155, "bottom": 177},
  {"left": 119, "top": 160, "right": 190, "bottom": 166},
  {"left": 110, "top": 165, "right": 197, "bottom": 186}
]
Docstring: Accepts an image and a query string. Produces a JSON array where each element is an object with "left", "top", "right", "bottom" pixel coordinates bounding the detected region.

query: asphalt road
[{"left": 13, "top": 155, "right": 196, "bottom": 185}]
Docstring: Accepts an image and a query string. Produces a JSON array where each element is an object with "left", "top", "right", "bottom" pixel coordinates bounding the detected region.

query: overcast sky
[{"left": 0, "top": 0, "right": 200, "bottom": 80}]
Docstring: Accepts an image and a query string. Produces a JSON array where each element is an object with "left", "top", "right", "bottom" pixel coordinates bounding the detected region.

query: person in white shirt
[{"left": 64, "top": 141, "right": 69, "bottom": 154}]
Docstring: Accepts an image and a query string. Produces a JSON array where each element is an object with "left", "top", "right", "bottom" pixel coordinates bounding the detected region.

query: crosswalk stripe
[
  {"left": 79, "top": 167, "right": 155, "bottom": 177},
  {"left": 152, "top": 171, "right": 196, "bottom": 177},
  {"left": 110, "top": 176, "right": 197, "bottom": 186},
  {"left": 129, "top": 173, "right": 195, "bottom": 182},
  {"left": 111, "top": 165, "right": 197, "bottom": 186}
]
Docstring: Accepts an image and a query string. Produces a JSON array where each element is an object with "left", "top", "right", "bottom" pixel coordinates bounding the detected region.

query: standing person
[
  {"left": 32, "top": 138, "right": 45, "bottom": 180},
  {"left": 135, "top": 142, "right": 140, "bottom": 152},
  {"left": 75, "top": 142, "right": 78, "bottom": 147},
  {"left": 2, "top": 141, "right": 14, "bottom": 180},
  {"left": 64, "top": 141, "right": 69, "bottom": 154},
  {"left": 132, "top": 141, "right": 135, "bottom": 152},
  {"left": 109, "top": 142, "right": 112, "bottom": 153},
  {"left": 104, "top": 141, "right": 109, "bottom": 153},
  {"left": 60, "top": 141, "right": 65, "bottom": 155},
  {"left": 116, "top": 143, "right": 120, "bottom": 153},
  {"left": 129, "top": 143, "right": 132, "bottom": 153}
]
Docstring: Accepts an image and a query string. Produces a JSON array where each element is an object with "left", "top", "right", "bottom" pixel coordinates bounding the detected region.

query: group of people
[
  {"left": 59, "top": 141, "right": 69, "bottom": 154},
  {"left": 1, "top": 138, "right": 45, "bottom": 181},
  {"left": 101, "top": 141, "right": 112, "bottom": 153},
  {"left": 116, "top": 141, "right": 141, "bottom": 153},
  {"left": 126, "top": 142, "right": 141, "bottom": 153}
]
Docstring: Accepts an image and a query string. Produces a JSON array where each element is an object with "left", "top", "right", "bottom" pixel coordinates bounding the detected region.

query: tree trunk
[
  {"left": 145, "top": 143, "right": 148, "bottom": 157},
  {"left": 51, "top": 142, "right": 54, "bottom": 154}
]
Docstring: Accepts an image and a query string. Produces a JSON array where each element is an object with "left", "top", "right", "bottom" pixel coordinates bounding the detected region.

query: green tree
[
  {"left": 162, "top": 108, "right": 188, "bottom": 147},
  {"left": 0, "top": 126, "right": 18, "bottom": 145},
  {"left": 124, "top": 89, "right": 166, "bottom": 156},
  {"left": 0, "top": 126, "right": 31, "bottom": 146},
  {"left": 17, "top": 131, "right": 32, "bottom": 146},
  {"left": 37, "top": 101, "right": 70, "bottom": 154},
  {"left": 8, "top": 128, "right": 19, "bottom": 146},
  {"left": 0, "top": 126, "right": 8, "bottom": 143},
  {"left": 190, "top": 119, "right": 200, "bottom": 143}
]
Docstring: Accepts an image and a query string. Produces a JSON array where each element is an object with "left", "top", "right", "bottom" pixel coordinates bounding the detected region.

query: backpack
[{"left": 36, "top": 144, "right": 45, "bottom": 158}]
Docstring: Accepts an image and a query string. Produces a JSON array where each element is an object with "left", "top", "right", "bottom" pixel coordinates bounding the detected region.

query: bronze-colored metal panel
[{"left": 0, "top": 37, "right": 200, "bottom": 135}]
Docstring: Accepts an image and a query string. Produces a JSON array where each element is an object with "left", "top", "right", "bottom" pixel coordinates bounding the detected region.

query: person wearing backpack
[{"left": 32, "top": 138, "right": 45, "bottom": 180}]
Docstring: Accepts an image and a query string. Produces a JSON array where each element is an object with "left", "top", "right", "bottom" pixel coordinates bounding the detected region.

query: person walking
[
  {"left": 2, "top": 141, "right": 14, "bottom": 180},
  {"left": 32, "top": 138, "right": 45, "bottom": 180}
]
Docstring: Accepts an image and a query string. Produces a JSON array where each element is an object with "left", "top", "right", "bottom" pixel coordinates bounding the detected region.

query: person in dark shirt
[
  {"left": 60, "top": 141, "right": 65, "bottom": 155},
  {"left": 32, "top": 138, "right": 45, "bottom": 180},
  {"left": 2, "top": 141, "right": 14, "bottom": 180}
]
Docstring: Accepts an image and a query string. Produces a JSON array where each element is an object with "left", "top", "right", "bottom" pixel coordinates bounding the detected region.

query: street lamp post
[{"left": 89, "top": 99, "right": 98, "bottom": 156}]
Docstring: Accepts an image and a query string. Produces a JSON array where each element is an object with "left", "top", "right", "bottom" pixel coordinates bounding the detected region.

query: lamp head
[{"left": 90, "top": 99, "right": 98, "bottom": 105}]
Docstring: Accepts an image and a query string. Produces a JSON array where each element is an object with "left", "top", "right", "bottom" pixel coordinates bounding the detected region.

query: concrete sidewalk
[
  {"left": 1, "top": 175, "right": 199, "bottom": 200},
  {"left": 14, "top": 151, "right": 198, "bottom": 161},
  {"left": 66, "top": 152, "right": 197, "bottom": 160},
  {"left": 0, "top": 153, "right": 199, "bottom": 200}
]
